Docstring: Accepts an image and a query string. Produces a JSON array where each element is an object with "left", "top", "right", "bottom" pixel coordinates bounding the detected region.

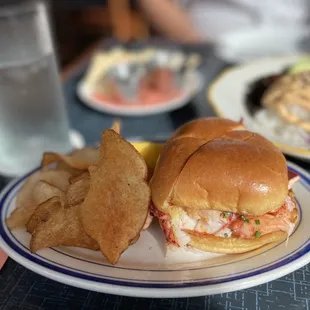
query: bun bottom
[{"left": 187, "top": 231, "right": 288, "bottom": 254}]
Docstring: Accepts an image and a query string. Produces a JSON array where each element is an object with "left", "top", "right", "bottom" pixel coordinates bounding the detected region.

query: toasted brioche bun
[
  {"left": 150, "top": 117, "right": 288, "bottom": 216},
  {"left": 187, "top": 231, "right": 287, "bottom": 253}
]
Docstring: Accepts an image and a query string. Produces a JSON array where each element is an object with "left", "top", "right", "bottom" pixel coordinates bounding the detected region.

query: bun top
[{"left": 150, "top": 118, "right": 288, "bottom": 216}]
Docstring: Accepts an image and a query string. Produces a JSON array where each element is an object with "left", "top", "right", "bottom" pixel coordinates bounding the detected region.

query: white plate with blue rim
[{"left": 0, "top": 161, "right": 310, "bottom": 298}]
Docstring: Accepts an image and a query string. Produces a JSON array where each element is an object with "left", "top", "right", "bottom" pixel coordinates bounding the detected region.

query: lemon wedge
[{"left": 131, "top": 141, "right": 164, "bottom": 174}]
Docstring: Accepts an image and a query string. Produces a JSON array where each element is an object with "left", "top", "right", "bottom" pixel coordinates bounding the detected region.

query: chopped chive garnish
[
  {"left": 241, "top": 215, "right": 250, "bottom": 223},
  {"left": 254, "top": 231, "right": 261, "bottom": 238},
  {"left": 223, "top": 212, "right": 230, "bottom": 218},
  {"left": 255, "top": 219, "right": 260, "bottom": 225},
  {"left": 224, "top": 233, "right": 228, "bottom": 238}
]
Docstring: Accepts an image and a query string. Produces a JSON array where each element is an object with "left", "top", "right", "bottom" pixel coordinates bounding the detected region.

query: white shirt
[{"left": 179, "top": 0, "right": 309, "bottom": 42}]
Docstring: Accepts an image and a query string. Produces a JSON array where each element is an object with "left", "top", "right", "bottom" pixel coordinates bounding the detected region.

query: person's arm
[
  {"left": 137, "top": 0, "right": 202, "bottom": 43},
  {"left": 109, "top": 0, "right": 133, "bottom": 41}
]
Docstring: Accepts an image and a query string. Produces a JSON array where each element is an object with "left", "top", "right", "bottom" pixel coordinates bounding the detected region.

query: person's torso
[{"left": 179, "top": 0, "right": 309, "bottom": 41}]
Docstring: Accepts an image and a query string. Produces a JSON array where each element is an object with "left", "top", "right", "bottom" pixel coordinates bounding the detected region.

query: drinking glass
[{"left": 0, "top": 0, "right": 72, "bottom": 176}]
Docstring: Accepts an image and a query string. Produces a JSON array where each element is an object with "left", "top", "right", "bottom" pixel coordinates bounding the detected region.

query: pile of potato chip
[{"left": 6, "top": 122, "right": 152, "bottom": 264}]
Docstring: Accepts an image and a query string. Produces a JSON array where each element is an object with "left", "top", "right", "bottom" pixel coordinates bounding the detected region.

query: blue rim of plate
[{"left": 0, "top": 162, "right": 309, "bottom": 289}]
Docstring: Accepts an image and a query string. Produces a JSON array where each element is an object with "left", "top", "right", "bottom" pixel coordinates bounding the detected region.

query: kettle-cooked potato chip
[
  {"left": 41, "top": 147, "right": 99, "bottom": 171},
  {"left": 69, "top": 172, "right": 90, "bottom": 184},
  {"left": 111, "top": 119, "right": 121, "bottom": 135},
  {"left": 30, "top": 203, "right": 99, "bottom": 253},
  {"left": 66, "top": 178, "right": 90, "bottom": 207},
  {"left": 27, "top": 197, "right": 62, "bottom": 234},
  {"left": 70, "top": 147, "right": 100, "bottom": 166},
  {"left": 32, "top": 180, "right": 66, "bottom": 206},
  {"left": 81, "top": 130, "right": 150, "bottom": 264},
  {"left": 6, "top": 170, "right": 71, "bottom": 229}
]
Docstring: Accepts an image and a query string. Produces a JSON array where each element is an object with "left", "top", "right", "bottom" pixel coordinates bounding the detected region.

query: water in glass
[{"left": 0, "top": 1, "right": 72, "bottom": 175}]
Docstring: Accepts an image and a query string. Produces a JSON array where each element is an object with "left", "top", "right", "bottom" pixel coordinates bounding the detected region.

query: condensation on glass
[{"left": 0, "top": 0, "right": 72, "bottom": 175}]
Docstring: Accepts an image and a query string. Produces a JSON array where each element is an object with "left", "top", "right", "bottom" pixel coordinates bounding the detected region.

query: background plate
[
  {"left": 208, "top": 55, "right": 310, "bottom": 160},
  {"left": 77, "top": 71, "right": 203, "bottom": 117}
]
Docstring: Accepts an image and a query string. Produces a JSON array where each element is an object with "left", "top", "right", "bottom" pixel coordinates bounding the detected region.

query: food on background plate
[
  {"left": 83, "top": 48, "right": 201, "bottom": 107},
  {"left": 289, "top": 57, "right": 310, "bottom": 74},
  {"left": 246, "top": 57, "right": 310, "bottom": 113},
  {"left": 83, "top": 48, "right": 157, "bottom": 94},
  {"left": 93, "top": 66, "right": 183, "bottom": 107},
  {"left": 81, "top": 130, "right": 150, "bottom": 264},
  {"left": 245, "top": 57, "right": 310, "bottom": 142},
  {"left": 262, "top": 71, "right": 310, "bottom": 132},
  {"left": 150, "top": 118, "right": 299, "bottom": 253},
  {"left": 141, "top": 67, "right": 179, "bottom": 95},
  {"left": 84, "top": 48, "right": 175, "bottom": 106}
]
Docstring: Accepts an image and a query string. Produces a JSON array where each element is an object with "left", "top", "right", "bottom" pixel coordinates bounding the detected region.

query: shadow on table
[
  {"left": 169, "top": 102, "right": 199, "bottom": 130},
  {"left": 285, "top": 155, "right": 310, "bottom": 172}
]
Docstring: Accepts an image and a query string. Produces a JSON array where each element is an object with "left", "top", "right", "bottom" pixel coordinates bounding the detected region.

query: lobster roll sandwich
[{"left": 150, "top": 118, "right": 299, "bottom": 253}]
